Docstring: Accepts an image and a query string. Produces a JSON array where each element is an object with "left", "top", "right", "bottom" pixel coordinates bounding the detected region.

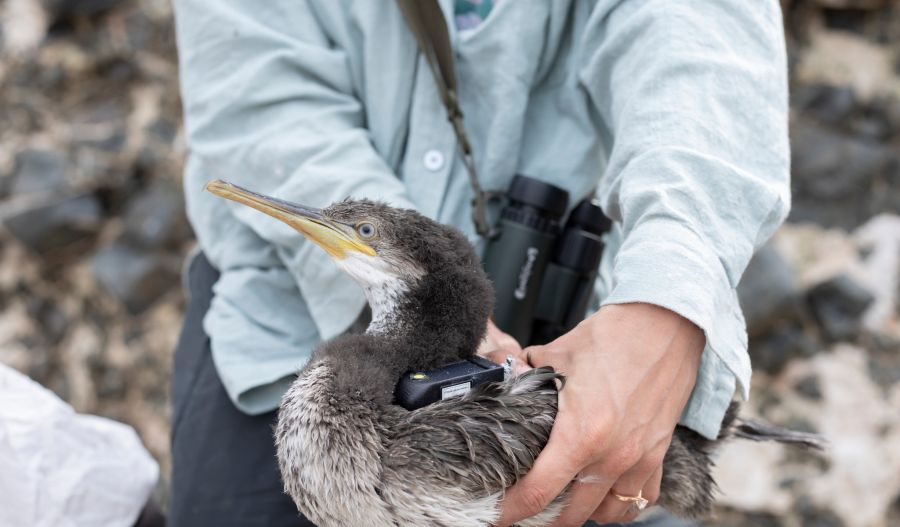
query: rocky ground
[
  {"left": 0, "top": 0, "right": 186, "bottom": 503},
  {"left": 0, "top": 1, "right": 898, "bottom": 526}
]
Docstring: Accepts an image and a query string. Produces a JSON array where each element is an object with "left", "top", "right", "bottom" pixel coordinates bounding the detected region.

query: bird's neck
[
  {"left": 310, "top": 255, "right": 492, "bottom": 407},
  {"left": 363, "top": 265, "right": 492, "bottom": 372}
]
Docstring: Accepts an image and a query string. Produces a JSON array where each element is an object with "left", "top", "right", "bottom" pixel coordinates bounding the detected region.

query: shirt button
[{"left": 423, "top": 150, "right": 445, "bottom": 172}]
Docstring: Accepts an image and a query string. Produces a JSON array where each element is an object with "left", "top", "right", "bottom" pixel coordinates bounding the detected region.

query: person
[{"left": 169, "top": 1, "right": 789, "bottom": 526}]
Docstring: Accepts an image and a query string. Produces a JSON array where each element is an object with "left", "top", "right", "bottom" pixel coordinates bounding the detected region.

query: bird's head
[
  {"left": 206, "top": 180, "right": 492, "bottom": 357},
  {"left": 204, "top": 179, "right": 462, "bottom": 286}
]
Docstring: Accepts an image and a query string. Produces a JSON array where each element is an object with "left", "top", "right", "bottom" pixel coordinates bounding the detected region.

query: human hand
[
  {"left": 496, "top": 303, "right": 705, "bottom": 526},
  {"left": 477, "top": 320, "right": 531, "bottom": 376},
  {"left": 478, "top": 319, "right": 522, "bottom": 357}
]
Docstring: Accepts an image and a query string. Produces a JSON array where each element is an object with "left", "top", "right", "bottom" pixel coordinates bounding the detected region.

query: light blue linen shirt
[{"left": 174, "top": 0, "right": 790, "bottom": 440}]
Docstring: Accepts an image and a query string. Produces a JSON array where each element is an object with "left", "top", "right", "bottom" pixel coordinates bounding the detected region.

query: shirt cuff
[
  {"left": 677, "top": 348, "right": 736, "bottom": 439},
  {"left": 601, "top": 218, "right": 750, "bottom": 439},
  {"left": 205, "top": 266, "right": 321, "bottom": 415}
]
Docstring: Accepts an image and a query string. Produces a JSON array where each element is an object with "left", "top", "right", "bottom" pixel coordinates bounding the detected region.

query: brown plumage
[{"left": 204, "top": 181, "right": 823, "bottom": 527}]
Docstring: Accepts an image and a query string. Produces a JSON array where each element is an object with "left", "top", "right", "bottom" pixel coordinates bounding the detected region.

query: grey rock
[
  {"left": 870, "top": 332, "right": 900, "bottom": 353},
  {"left": 96, "top": 367, "right": 127, "bottom": 399},
  {"left": 849, "top": 112, "right": 892, "bottom": 141},
  {"left": 121, "top": 183, "right": 192, "bottom": 249},
  {"left": 806, "top": 274, "right": 875, "bottom": 342},
  {"left": 3, "top": 193, "right": 103, "bottom": 255},
  {"left": 147, "top": 118, "right": 177, "bottom": 143},
  {"left": 91, "top": 240, "right": 179, "bottom": 313},
  {"left": 792, "top": 83, "right": 857, "bottom": 127},
  {"left": 71, "top": 101, "right": 128, "bottom": 152},
  {"left": 638, "top": 512, "right": 698, "bottom": 527},
  {"left": 134, "top": 146, "right": 162, "bottom": 177},
  {"left": 867, "top": 355, "right": 900, "bottom": 391},
  {"left": 821, "top": 6, "right": 872, "bottom": 36},
  {"left": 24, "top": 342, "right": 52, "bottom": 382},
  {"left": 95, "top": 57, "right": 139, "bottom": 84},
  {"left": 867, "top": 161, "right": 900, "bottom": 221},
  {"left": 793, "top": 374, "right": 823, "bottom": 401},
  {"left": 728, "top": 512, "right": 784, "bottom": 527},
  {"left": 10, "top": 149, "right": 68, "bottom": 196},
  {"left": 738, "top": 242, "right": 804, "bottom": 337},
  {"left": 42, "top": 0, "right": 128, "bottom": 20},
  {"left": 797, "top": 497, "right": 842, "bottom": 527},
  {"left": 25, "top": 297, "right": 69, "bottom": 345},
  {"left": 749, "top": 327, "right": 818, "bottom": 376},
  {"left": 791, "top": 122, "right": 890, "bottom": 197},
  {"left": 0, "top": 172, "right": 8, "bottom": 201},
  {"left": 889, "top": 494, "right": 900, "bottom": 527},
  {"left": 790, "top": 122, "right": 895, "bottom": 229},
  {"left": 866, "top": 335, "right": 900, "bottom": 390},
  {"left": 882, "top": 96, "right": 900, "bottom": 137},
  {"left": 122, "top": 10, "right": 156, "bottom": 52}
]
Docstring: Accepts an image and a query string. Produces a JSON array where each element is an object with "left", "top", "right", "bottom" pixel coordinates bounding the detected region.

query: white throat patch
[{"left": 335, "top": 252, "right": 419, "bottom": 334}]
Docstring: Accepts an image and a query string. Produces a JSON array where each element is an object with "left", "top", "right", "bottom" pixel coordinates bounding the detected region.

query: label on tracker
[{"left": 441, "top": 382, "right": 472, "bottom": 400}]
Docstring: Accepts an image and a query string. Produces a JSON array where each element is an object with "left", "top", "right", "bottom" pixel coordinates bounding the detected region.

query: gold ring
[{"left": 611, "top": 489, "right": 649, "bottom": 512}]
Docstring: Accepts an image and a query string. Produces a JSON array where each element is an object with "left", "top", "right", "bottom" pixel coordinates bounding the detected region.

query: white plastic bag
[{"left": 0, "top": 363, "right": 159, "bottom": 527}]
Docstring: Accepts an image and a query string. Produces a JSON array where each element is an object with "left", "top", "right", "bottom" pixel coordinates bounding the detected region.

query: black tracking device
[{"left": 394, "top": 356, "right": 505, "bottom": 411}]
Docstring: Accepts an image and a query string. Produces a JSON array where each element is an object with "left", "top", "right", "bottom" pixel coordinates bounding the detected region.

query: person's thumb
[{"left": 524, "top": 344, "right": 552, "bottom": 368}]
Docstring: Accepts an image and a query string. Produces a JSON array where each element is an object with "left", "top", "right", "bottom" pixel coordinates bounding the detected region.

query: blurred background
[{"left": 0, "top": 0, "right": 897, "bottom": 526}]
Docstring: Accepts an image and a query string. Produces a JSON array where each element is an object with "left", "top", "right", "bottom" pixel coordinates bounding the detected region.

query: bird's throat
[{"left": 364, "top": 280, "right": 410, "bottom": 336}]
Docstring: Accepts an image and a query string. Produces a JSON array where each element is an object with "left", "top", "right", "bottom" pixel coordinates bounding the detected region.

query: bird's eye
[{"left": 356, "top": 222, "right": 376, "bottom": 239}]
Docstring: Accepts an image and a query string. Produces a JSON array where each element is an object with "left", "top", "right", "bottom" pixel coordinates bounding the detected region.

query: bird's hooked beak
[{"left": 204, "top": 180, "right": 376, "bottom": 259}]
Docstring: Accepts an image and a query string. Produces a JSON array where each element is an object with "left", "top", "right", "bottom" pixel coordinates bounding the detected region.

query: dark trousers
[
  {"left": 169, "top": 253, "right": 314, "bottom": 527},
  {"left": 168, "top": 253, "right": 691, "bottom": 527}
]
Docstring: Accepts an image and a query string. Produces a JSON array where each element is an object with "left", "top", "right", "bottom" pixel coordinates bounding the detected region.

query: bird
[{"left": 205, "top": 179, "right": 822, "bottom": 527}]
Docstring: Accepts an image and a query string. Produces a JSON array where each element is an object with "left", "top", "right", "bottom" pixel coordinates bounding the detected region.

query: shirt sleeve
[
  {"left": 173, "top": 1, "right": 416, "bottom": 340},
  {"left": 581, "top": 1, "right": 791, "bottom": 438}
]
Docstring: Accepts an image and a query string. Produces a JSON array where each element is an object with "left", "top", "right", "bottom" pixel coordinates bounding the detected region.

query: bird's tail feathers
[
  {"left": 720, "top": 401, "right": 825, "bottom": 450},
  {"left": 731, "top": 418, "right": 826, "bottom": 450}
]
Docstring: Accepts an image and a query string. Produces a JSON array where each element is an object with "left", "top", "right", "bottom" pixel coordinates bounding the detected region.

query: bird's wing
[{"left": 382, "top": 367, "right": 560, "bottom": 496}]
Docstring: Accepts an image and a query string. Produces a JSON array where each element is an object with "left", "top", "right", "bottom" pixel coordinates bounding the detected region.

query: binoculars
[
  {"left": 482, "top": 175, "right": 611, "bottom": 345},
  {"left": 395, "top": 175, "right": 610, "bottom": 410}
]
